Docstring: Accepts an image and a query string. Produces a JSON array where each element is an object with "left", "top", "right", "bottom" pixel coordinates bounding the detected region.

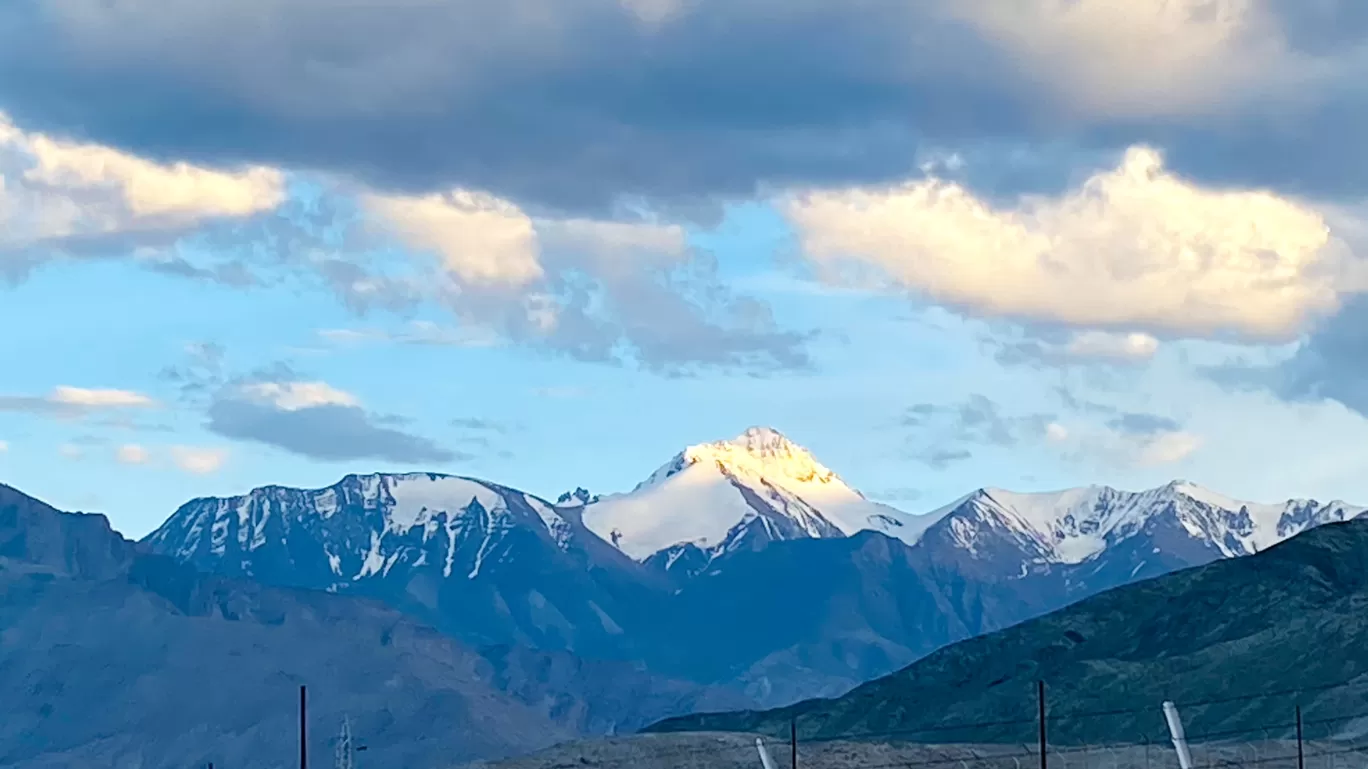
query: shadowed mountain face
[
  {"left": 0, "top": 484, "right": 134, "bottom": 580},
  {"left": 649, "top": 518, "right": 1368, "bottom": 746},
  {"left": 143, "top": 473, "right": 663, "bottom": 659},
  {"left": 0, "top": 483, "right": 579, "bottom": 769}
]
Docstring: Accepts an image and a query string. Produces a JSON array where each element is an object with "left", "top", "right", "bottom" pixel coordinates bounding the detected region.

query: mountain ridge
[
  {"left": 0, "top": 482, "right": 588, "bottom": 769},
  {"left": 140, "top": 427, "right": 1368, "bottom": 708},
  {"left": 144, "top": 427, "right": 1366, "bottom": 578},
  {"left": 646, "top": 516, "right": 1368, "bottom": 746}
]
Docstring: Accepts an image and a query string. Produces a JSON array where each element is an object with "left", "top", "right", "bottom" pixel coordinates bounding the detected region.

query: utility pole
[
  {"left": 300, "top": 685, "right": 308, "bottom": 769},
  {"left": 1296, "top": 706, "right": 1304, "bottom": 769},
  {"left": 790, "top": 718, "right": 797, "bottom": 769},
  {"left": 1037, "top": 680, "right": 1047, "bottom": 769}
]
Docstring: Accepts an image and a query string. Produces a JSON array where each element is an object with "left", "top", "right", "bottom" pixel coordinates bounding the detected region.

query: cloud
[
  {"left": 0, "top": 386, "right": 156, "bottom": 416},
  {"left": 1057, "top": 410, "right": 1202, "bottom": 468},
  {"left": 205, "top": 379, "right": 458, "bottom": 464},
  {"left": 450, "top": 418, "right": 509, "bottom": 432},
  {"left": 788, "top": 146, "right": 1357, "bottom": 342},
  {"left": 905, "top": 394, "right": 1200, "bottom": 470},
  {"left": 1133, "top": 430, "right": 1203, "bottom": 467},
  {"left": 318, "top": 321, "right": 503, "bottom": 349},
  {"left": 916, "top": 448, "right": 974, "bottom": 471},
  {"left": 905, "top": 395, "right": 1055, "bottom": 446},
  {"left": 1107, "top": 412, "right": 1182, "bottom": 435},
  {"left": 903, "top": 395, "right": 1057, "bottom": 468},
  {"left": 944, "top": 0, "right": 1288, "bottom": 121},
  {"left": 994, "top": 330, "right": 1162, "bottom": 368},
  {"left": 0, "top": 439, "right": 8, "bottom": 452},
  {"left": 344, "top": 187, "right": 809, "bottom": 372},
  {"left": 1064, "top": 332, "right": 1161, "bottom": 362},
  {"left": 115, "top": 443, "right": 150, "bottom": 465},
  {"left": 360, "top": 189, "right": 543, "bottom": 286},
  {"left": 142, "top": 255, "right": 260, "bottom": 287},
  {"left": 0, "top": 0, "right": 1362, "bottom": 216},
  {"left": 50, "top": 386, "right": 154, "bottom": 408},
  {"left": 238, "top": 381, "right": 359, "bottom": 411},
  {"left": 58, "top": 443, "right": 83, "bottom": 460},
  {"left": 0, "top": 111, "right": 285, "bottom": 276},
  {"left": 1044, "top": 422, "right": 1069, "bottom": 443},
  {"left": 6, "top": 0, "right": 1368, "bottom": 213},
  {"left": 171, "top": 446, "right": 227, "bottom": 475},
  {"left": 866, "top": 486, "right": 924, "bottom": 503},
  {"left": 1211, "top": 295, "right": 1368, "bottom": 419}
]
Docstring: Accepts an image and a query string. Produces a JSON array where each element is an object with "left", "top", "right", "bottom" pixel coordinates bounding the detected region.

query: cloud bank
[{"left": 788, "top": 146, "right": 1355, "bottom": 342}]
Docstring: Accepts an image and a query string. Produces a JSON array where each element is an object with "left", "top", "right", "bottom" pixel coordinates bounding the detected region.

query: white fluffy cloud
[
  {"left": 353, "top": 186, "right": 796, "bottom": 370},
  {"left": 0, "top": 386, "right": 157, "bottom": 416},
  {"left": 1064, "top": 331, "right": 1161, "bottom": 363},
  {"left": 1134, "top": 430, "right": 1203, "bottom": 467},
  {"left": 788, "top": 146, "right": 1354, "bottom": 342},
  {"left": 115, "top": 443, "right": 151, "bottom": 465},
  {"left": 238, "top": 381, "right": 360, "bottom": 411},
  {"left": 360, "top": 189, "right": 543, "bottom": 287},
  {"left": 50, "top": 386, "right": 155, "bottom": 408},
  {"left": 0, "top": 112, "right": 285, "bottom": 273},
  {"left": 171, "top": 446, "right": 227, "bottom": 474},
  {"left": 359, "top": 188, "right": 689, "bottom": 290}
]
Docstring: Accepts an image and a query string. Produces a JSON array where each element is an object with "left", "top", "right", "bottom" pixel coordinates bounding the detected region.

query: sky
[{"left": 5, "top": 0, "right": 1368, "bottom": 539}]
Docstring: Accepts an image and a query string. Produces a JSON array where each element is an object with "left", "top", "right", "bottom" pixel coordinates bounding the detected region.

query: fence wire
[{"left": 533, "top": 677, "right": 1368, "bottom": 769}]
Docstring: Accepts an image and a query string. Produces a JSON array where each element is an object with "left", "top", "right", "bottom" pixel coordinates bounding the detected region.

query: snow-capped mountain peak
[
  {"left": 634, "top": 426, "right": 843, "bottom": 492},
  {"left": 144, "top": 472, "right": 578, "bottom": 584},
  {"left": 931, "top": 481, "right": 1366, "bottom": 566},
  {"left": 583, "top": 427, "right": 937, "bottom": 561}
]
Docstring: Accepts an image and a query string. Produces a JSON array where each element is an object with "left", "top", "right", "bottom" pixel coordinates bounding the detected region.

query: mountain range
[
  {"left": 143, "top": 427, "right": 1365, "bottom": 702},
  {"left": 7, "top": 426, "right": 1368, "bottom": 767}
]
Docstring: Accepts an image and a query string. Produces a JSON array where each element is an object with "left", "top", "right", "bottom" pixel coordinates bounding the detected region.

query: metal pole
[
  {"left": 791, "top": 718, "right": 797, "bottom": 769},
  {"left": 1297, "top": 706, "right": 1304, "bottom": 769},
  {"left": 1038, "top": 681, "right": 1047, "bottom": 769},
  {"left": 757, "top": 738, "right": 779, "bottom": 769},
  {"left": 300, "top": 684, "right": 308, "bottom": 769},
  {"left": 1162, "top": 701, "right": 1193, "bottom": 769}
]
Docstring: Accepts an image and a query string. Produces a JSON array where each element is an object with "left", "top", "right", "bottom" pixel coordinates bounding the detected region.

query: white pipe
[
  {"left": 1163, "top": 701, "right": 1194, "bottom": 769},
  {"left": 756, "top": 738, "right": 779, "bottom": 769}
]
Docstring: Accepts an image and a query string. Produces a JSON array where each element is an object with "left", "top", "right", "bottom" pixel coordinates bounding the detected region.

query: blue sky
[{"left": 4, "top": 1, "right": 1368, "bottom": 539}]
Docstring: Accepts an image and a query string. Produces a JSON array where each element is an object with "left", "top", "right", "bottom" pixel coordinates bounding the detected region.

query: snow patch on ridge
[{"left": 945, "top": 481, "right": 1367, "bottom": 566}]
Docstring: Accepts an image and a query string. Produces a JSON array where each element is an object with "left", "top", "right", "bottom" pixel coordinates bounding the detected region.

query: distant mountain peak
[
  {"left": 585, "top": 427, "right": 932, "bottom": 561},
  {"left": 636, "top": 426, "right": 843, "bottom": 493},
  {"left": 143, "top": 472, "right": 584, "bottom": 585},
  {"left": 933, "top": 481, "right": 1366, "bottom": 566}
]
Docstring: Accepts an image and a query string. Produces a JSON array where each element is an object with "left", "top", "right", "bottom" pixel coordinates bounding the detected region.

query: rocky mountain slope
[
  {"left": 140, "top": 427, "right": 1366, "bottom": 706},
  {"left": 143, "top": 472, "right": 658, "bottom": 659},
  {"left": 650, "top": 517, "right": 1368, "bottom": 746},
  {"left": 0, "top": 483, "right": 652, "bottom": 769}
]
